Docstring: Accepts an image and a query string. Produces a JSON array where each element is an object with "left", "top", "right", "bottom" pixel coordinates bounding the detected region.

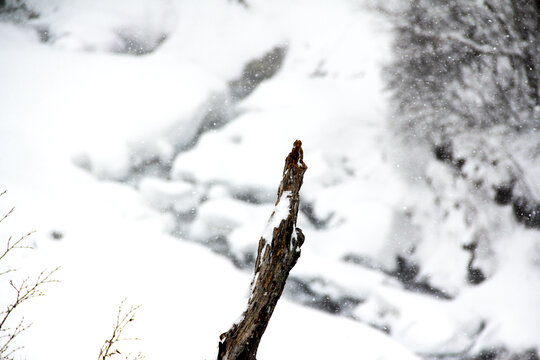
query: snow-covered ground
[{"left": 1, "top": 1, "right": 539, "bottom": 359}]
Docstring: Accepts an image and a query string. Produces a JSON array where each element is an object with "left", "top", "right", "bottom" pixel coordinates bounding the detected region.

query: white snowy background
[{"left": 0, "top": 0, "right": 539, "bottom": 359}]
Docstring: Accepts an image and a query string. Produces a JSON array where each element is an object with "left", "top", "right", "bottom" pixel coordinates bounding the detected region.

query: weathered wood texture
[{"left": 217, "top": 140, "right": 308, "bottom": 360}]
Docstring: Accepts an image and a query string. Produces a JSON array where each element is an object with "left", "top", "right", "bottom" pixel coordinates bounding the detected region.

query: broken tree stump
[{"left": 217, "top": 140, "right": 308, "bottom": 360}]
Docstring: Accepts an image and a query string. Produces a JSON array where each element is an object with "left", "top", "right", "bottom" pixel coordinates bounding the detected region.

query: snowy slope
[{"left": 0, "top": 0, "right": 539, "bottom": 359}]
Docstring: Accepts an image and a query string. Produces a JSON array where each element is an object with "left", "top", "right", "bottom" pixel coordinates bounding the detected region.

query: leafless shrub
[{"left": 0, "top": 190, "right": 59, "bottom": 360}]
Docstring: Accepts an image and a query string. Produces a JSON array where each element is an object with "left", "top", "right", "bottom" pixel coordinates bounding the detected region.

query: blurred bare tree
[{"left": 385, "top": 0, "right": 539, "bottom": 144}]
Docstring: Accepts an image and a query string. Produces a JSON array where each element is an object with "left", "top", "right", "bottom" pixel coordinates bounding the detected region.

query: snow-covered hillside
[{"left": 0, "top": 1, "right": 539, "bottom": 359}]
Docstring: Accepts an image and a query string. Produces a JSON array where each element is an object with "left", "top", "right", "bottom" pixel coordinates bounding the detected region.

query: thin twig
[{"left": 0, "top": 232, "right": 35, "bottom": 265}]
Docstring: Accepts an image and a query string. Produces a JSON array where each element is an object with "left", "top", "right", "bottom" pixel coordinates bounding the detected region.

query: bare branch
[
  {"left": 398, "top": 24, "right": 527, "bottom": 59},
  {"left": 97, "top": 299, "right": 144, "bottom": 360},
  {"left": 0, "top": 267, "right": 59, "bottom": 331},
  {"left": 0, "top": 207, "right": 14, "bottom": 225},
  {"left": 0, "top": 318, "right": 29, "bottom": 358},
  {"left": 0, "top": 232, "right": 35, "bottom": 265}
]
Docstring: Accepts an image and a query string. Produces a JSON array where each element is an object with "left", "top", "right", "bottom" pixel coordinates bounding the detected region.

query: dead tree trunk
[{"left": 217, "top": 140, "right": 308, "bottom": 360}]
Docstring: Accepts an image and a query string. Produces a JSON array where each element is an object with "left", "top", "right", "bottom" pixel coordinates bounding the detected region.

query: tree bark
[{"left": 217, "top": 140, "right": 308, "bottom": 360}]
